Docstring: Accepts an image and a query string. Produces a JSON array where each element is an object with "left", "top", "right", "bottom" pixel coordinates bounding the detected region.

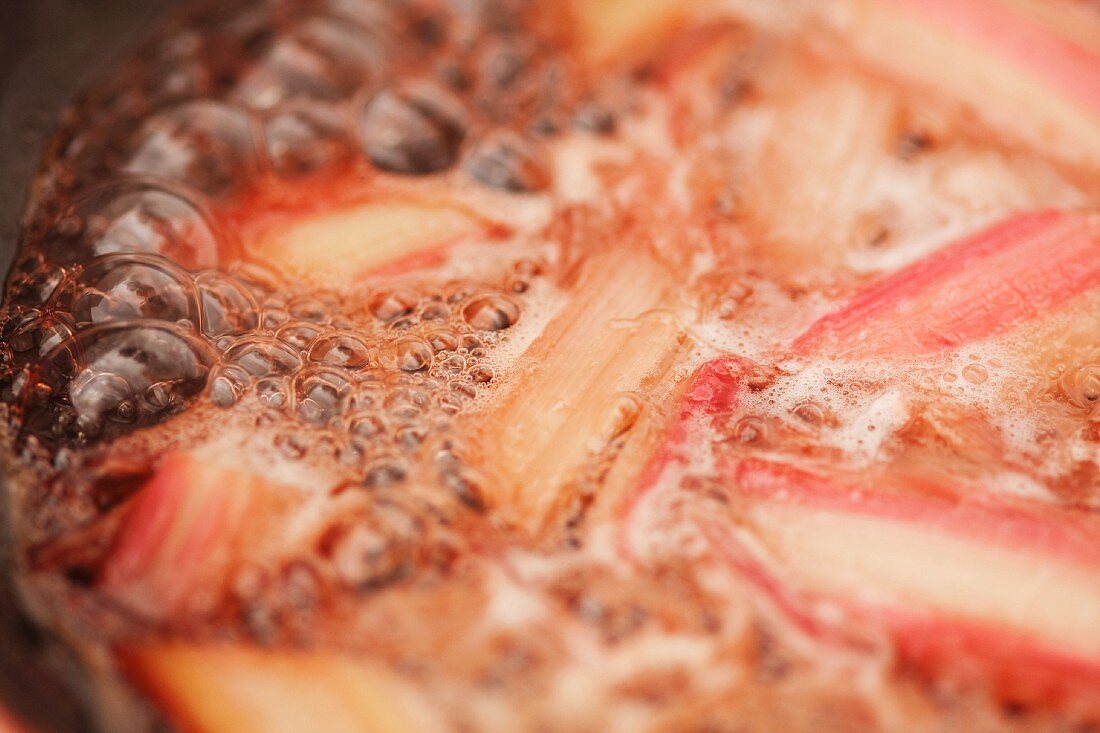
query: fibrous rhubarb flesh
[
  {"left": 474, "top": 247, "right": 688, "bottom": 533},
  {"left": 99, "top": 452, "right": 290, "bottom": 618},
  {"left": 120, "top": 644, "right": 428, "bottom": 733},
  {"left": 792, "top": 210, "right": 1100, "bottom": 360},
  {"left": 847, "top": 0, "right": 1100, "bottom": 166},
  {"left": 707, "top": 459, "right": 1100, "bottom": 708}
]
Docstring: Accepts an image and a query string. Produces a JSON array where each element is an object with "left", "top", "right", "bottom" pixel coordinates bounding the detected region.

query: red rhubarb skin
[
  {"left": 705, "top": 460, "right": 1100, "bottom": 709},
  {"left": 621, "top": 345, "right": 1100, "bottom": 711},
  {"left": 728, "top": 458, "right": 1100, "bottom": 568},
  {"left": 882, "top": 609, "right": 1100, "bottom": 711},
  {"left": 99, "top": 453, "right": 276, "bottom": 614},
  {"left": 617, "top": 358, "right": 744, "bottom": 521},
  {"left": 884, "top": 0, "right": 1100, "bottom": 117},
  {"left": 791, "top": 210, "right": 1100, "bottom": 359}
]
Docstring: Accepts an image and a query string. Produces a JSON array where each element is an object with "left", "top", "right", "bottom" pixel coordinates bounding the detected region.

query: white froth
[{"left": 480, "top": 564, "right": 549, "bottom": 629}]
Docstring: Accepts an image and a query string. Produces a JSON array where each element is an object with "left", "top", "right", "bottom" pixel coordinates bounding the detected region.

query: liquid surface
[{"left": 3, "top": 1, "right": 1100, "bottom": 732}]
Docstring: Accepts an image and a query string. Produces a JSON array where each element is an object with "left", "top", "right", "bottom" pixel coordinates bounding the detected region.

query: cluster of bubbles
[
  {"left": 2, "top": 229, "right": 525, "bottom": 454},
  {"left": 209, "top": 281, "right": 524, "bottom": 479},
  {"left": 26, "top": 0, "right": 625, "bottom": 229},
  {"left": 2, "top": 0, "right": 601, "bottom": 458},
  {"left": 0, "top": 0, "right": 624, "bottom": 622}
]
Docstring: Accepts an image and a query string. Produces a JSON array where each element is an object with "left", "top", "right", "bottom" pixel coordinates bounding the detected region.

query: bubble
[
  {"left": 262, "top": 308, "right": 291, "bottom": 329},
  {"left": 447, "top": 284, "right": 474, "bottom": 304},
  {"left": 512, "top": 258, "right": 543, "bottom": 277},
  {"left": 462, "top": 293, "right": 520, "bottom": 331},
  {"left": 277, "top": 321, "right": 324, "bottom": 350},
  {"left": 209, "top": 364, "right": 251, "bottom": 407},
  {"left": 276, "top": 432, "right": 309, "bottom": 459},
  {"left": 449, "top": 380, "right": 477, "bottom": 401},
  {"left": 426, "top": 328, "right": 460, "bottom": 353},
  {"left": 263, "top": 103, "right": 353, "bottom": 176},
  {"left": 329, "top": 314, "right": 355, "bottom": 330},
  {"left": 256, "top": 377, "right": 291, "bottom": 409},
  {"left": 123, "top": 100, "right": 259, "bottom": 197},
  {"left": 22, "top": 323, "right": 215, "bottom": 444},
  {"left": 437, "top": 354, "right": 466, "bottom": 375},
  {"left": 379, "top": 336, "right": 433, "bottom": 373},
  {"left": 359, "top": 84, "right": 466, "bottom": 175},
  {"left": 962, "top": 363, "right": 989, "bottom": 385},
  {"left": 420, "top": 302, "right": 450, "bottom": 321},
  {"left": 728, "top": 416, "right": 767, "bottom": 445},
  {"left": 476, "top": 33, "right": 527, "bottom": 83},
  {"left": 791, "top": 401, "right": 829, "bottom": 427},
  {"left": 1061, "top": 363, "right": 1100, "bottom": 409},
  {"left": 350, "top": 381, "right": 386, "bottom": 411},
  {"left": 226, "top": 336, "right": 302, "bottom": 377},
  {"left": 394, "top": 421, "right": 428, "bottom": 451},
  {"left": 468, "top": 364, "right": 494, "bottom": 383},
  {"left": 438, "top": 391, "right": 463, "bottom": 414},
  {"left": 350, "top": 412, "right": 386, "bottom": 438},
  {"left": 309, "top": 332, "right": 373, "bottom": 368},
  {"left": 6, "top": 258, "right": 66, "bottom": 306},
  {"left": 6, "top": 313, "right": 76, "bottom": 362},
  {"left": 384, "top": 385, "right": 430, "bottom": 419},
  {"left": 134, "top": 31, "right": 216, "bottom": 105},
  {"left": 369, "top": 289, "right": 419, "bottom": 322},
  {"left": 573, "top": 102, "right": 617, "bottom": 135},
  {"left": 317, "top": 0, "right": 397, "bottom": 34},
  {"left": 387, "top": 316, "right": 418, "bottom": 331},
  {"left": 364, "top": 456, "right": 408, "bottom": 487},
  {"left": 463, "top": 132, "right": 551, "bottom": 193},
  {"left": 66, "top": 254, "right": 201, "bottom": 329},
  {"left": 44, "top": 180, "right": 223, "bottom": 269},
  {"left": 235, "top": 17, "right": 380, "bottom": 109},
  {"left": 294, "top": 367, "right": 353, "bottom": 424},
  {"left": 717, "top": 282, "right": 753, "bottom": 319},
  {"left": 325, "top": 523, "right": 393, "bottom": 589},
  {"left": 196, "top": 272, "right": 260, "bottom": 337},
  {"left": 280, "top": 560, "right": 322, "bottom": 610},
  {"left": 285, "top": 296, "right": 331, "bottom": 322},
  {"left": 440, "top": 467, "right": 486, "bottom": 510}
]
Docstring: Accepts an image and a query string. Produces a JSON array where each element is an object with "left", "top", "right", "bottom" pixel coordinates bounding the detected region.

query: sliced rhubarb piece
[
  {"left": 791, "top": 210, "right": 1100, "bottom": 360},
  {"left": 220, "top": 171, "right": 508, "bottom": 291},
  {"left": 100, "top": 452, "right": 289, "bottom": 618},
  {"left": 244, "top": 196, "right": 498, "bottom": 290},
  {"left": 704, "top": 458, "right": 1100, "bottom": 708},
  {"left": 649, "top": 22, "right": 757, "bottom": 150},
  {"left": 743, "top": 70, "right": 901, "bottom": 269},
  {"left": 994, "top": 0, "right": 1100, "bottom": 57},
  {"left": 568, "top": 0, "right": 696, "bottom": 68},
  {"left": 120, "top": 643, "right": 430, "bottom": 733},
  {"left": 847, "top": 0, "right": 1100, "bottom": 165},
  {"left": 613, "top": 357, "right": 744, "bottom": 551},
  {"left": 473, "top": 248, "right": 689, "bottom": 533}
]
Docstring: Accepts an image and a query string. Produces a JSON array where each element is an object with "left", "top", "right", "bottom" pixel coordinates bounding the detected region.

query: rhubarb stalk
[
  {"left": 791, "top": 210, "right": 1100, "bottom": 360},
  {"left": 120, "top": 644, "right": 430, "bottom": 733},
  {"left": 474, "top": 248, "right": 689, "bottom": 533}
]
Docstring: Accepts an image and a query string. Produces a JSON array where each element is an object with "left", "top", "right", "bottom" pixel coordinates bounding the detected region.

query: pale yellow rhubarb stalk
[
  {"left": 568, "top": 0, "right": 702, "bottom": 69},
  {"left": 474, "top": 248, "right": 689, "bottom": 534},
  {"left": 846, "top": 0, "right": 1100, "bottom": 168},
  {"left": 744, "top": 69, "right": 901, "bottom": 270},
  {"left": 247, "top": 197, "right": 495, "bottom": 290},
  {"left": 119, "top": 644, "right": 436, "bottom": 733}
]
